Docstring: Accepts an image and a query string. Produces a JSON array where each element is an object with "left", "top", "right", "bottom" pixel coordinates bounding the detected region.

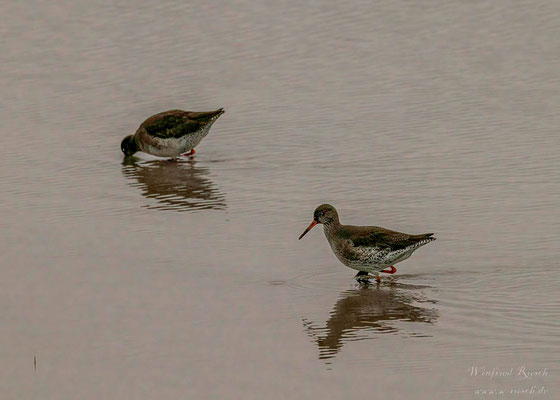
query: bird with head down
[{"left": 121, "top": 108, "right": 224, "bottom": 160}]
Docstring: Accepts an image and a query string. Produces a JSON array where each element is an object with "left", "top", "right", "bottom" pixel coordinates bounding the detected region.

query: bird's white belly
[
  {"left": 329, "top": 239, "right": 389, "bottom": 273},
  {"left": 143, "top": 136, "right": 192, "bottom": 157},
  {"left": 327, "top": 237, "right": 421, "bottom": 273},
  {"left": 142, "top": 131, "right": 207, "bottom": 157}
]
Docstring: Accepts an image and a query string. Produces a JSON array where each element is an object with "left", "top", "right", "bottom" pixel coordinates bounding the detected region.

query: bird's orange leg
[
  {"left": 375, "top": 276, "right": 381, "bottom": 283},
  {"left": 181, "top": 149, "right": 196, "bottom": 156},
  {"left": 380, "top": 266, "right": 397, "bottom": 274}
]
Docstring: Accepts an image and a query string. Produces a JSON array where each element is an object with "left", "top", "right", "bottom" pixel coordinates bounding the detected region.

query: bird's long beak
[{"left": 299, "top": 220, "right": 318, "bottom": 240}]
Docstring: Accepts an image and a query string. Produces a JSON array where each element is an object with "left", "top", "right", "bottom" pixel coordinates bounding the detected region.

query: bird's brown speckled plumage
[
  {"left": 121, "top": 108, "right": 224, "bottom": 158},
  {"left": 299, "top": 204, "right": 435, "bottom": 280}
]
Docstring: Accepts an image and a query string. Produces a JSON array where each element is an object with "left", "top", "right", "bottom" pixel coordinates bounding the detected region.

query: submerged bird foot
[
  {"left": 354, "top": 271, "right": 369, "bottom": 284},
  {"left": 354, "top": 271, "right": 381, "bottom": 284},
  {"left": 380, "top": 266, "right": 397, "bottom": 274}
]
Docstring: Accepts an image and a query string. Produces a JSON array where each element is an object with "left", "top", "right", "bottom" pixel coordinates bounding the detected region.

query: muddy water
[{"left": 1, "top": 1, "right": 559, "bottom": 399}]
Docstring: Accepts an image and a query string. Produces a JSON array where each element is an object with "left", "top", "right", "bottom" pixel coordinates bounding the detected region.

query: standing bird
[
  {"left": 121, "top": 108, "right": 224, "bottom": 159},
  {"left": 299, "top": 204, "right": 435, "bottom": 283}
]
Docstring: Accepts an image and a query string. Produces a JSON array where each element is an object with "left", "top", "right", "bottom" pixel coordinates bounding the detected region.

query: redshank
[
  {"left": 299, "top": 204, "right": 436, "bottom": 283},
  {"left": 121, "top": 108, "right": 224, "bottom": 159}
]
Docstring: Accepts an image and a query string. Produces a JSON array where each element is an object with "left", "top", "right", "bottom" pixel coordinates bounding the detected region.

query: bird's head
[
  {"left": 121, "top": 135, "right": 139, "bottom": 157},
  {"left": 299, "top": 204, "right": 339, "bottom": 240}
]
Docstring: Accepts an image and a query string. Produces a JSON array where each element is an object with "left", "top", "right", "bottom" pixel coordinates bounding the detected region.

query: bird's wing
[
  {"left": 343, "top": 225, "right": 434, "bottom": 250},
  {"left": 140, "top": 110, "right": 203, "bottom": 139}
]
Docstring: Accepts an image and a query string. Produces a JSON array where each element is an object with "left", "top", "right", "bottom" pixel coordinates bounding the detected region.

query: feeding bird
[
  {"left": 121, "top": 108, "right": 224, "bottom": 159},
  {"left": 299, "top": 204, "right": 435, "bottom": 283}
]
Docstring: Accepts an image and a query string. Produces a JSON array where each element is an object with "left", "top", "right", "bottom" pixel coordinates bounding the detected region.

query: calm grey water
[{"left": 1, "top": 1, "right": 559, "bottom": 399}]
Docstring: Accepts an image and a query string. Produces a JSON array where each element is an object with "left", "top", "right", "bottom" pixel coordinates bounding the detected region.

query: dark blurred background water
[{"left": 1, "top": 1, "right": 559, "bottom": 398}]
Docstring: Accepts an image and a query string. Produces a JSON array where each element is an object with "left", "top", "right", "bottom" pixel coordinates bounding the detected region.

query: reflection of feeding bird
[
  {"left": 303, "top": 286, "right": 437, "bottom": 360},
  {"left": 299, "top": 204, "right": 436, "bottom": 283},
  {"left": 122, "top": 159, "right": 226, "bottom": 212},
  {"left": 121, "top": 108, "right": 224, "bottom": 159}
]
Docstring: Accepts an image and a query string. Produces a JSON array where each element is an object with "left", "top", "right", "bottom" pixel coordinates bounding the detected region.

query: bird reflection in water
[
  {"left": 303, "top": 282, "right": 438, "bottom": 360},
  {"left": 122, "top": 158, "right": 226, "bottom": 212}
]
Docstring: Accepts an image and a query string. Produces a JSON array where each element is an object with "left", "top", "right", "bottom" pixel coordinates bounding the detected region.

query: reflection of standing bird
[
  {"left": 299, "top": 204, "right": 435, "bottom": 283},
  {"left": 303, "top": 286, "right": 437, "bottom": 360},
  {"left": 121, "top": 108, "right": 224, "bottom": 159}
]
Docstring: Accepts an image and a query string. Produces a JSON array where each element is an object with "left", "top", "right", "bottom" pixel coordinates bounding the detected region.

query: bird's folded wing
[
  {"left": 143, "top": 113, "right": 202, "bottom": 139},
  {"left": 346, "top": 226, "right": 432, "bottom": 250}
]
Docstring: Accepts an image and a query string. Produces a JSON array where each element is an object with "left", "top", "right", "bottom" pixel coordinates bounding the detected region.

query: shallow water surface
[{"left": 1, "top": 1, "right": 559, "bottom": 399}]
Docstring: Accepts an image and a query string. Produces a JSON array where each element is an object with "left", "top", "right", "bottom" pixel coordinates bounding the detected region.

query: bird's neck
[{"left": 323, "top": 219, "right": 341, "bottom": 238}]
